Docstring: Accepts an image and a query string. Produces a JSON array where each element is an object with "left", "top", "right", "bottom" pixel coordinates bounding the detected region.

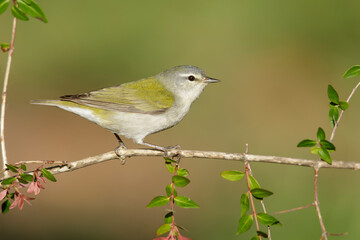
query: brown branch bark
[{"left": 1, "top": 148, "right": 359, "bottom": 181}]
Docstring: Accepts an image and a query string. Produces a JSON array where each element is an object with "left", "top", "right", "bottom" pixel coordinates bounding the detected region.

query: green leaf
[
  {"left": 0, "top": 0, "right": 9, "bottom": 15},
  {"left": 297, "top": 139, "right": 317, "bottom": 147},
  {"left": 1, "top": 199, "right": 11, "bottom": 214},
  {"left": 220, "top": 170, "right": 245, "bottom": 181},
  {"left": 327, "top": 85, "right": 339, "bottom": 104},
  {"left": 240, "top": 193, "right": 249, "bottom": 216},
  {"left": 0, "top": 43, "right": 10, "bottom": 52},
  {"left": 165, "top": 184, "right": 177, "bottom": 197},
  {"left": 27, "top": 0, "right": 47, "bottom": 23},
  {"left": 17, "top": 178, "right": 28, "bottom": 184},
  {"left": 249, "top": 175, "right": 260, "bottom": 190},
  {"left": 343, "top": 65, "right": 360, "bottom": 78},
  {"left": 172, "top": 175, "right": 190, "bottom": 187},
  {"left": 329, "top": 105, "right": 339, "bottom": 127},
  {"left": 165, "top": 162, "right": 175, "bottom": 173},
  {"left": 257, "top": 231, "right": 269, "bottom": 238},
  {"left": 310, "top": 147, "right": 321, "bottom": 154},
  {"left": 339, "top": 101, "right": 349, "bottom": 111},
  {"left": 318, "top": 147, "right": 332, "bottom": 164},
  {"left": 320, "top": 140, "right": 336, "bottom": 151},
  {"left": 1, "top": 177, "right": 16, "bottom": 185},
  {"left": 18, "top": 0, "right": 42, "bottom": 19},
  {"left": 174, "top": 196, "right": 199, "bottom": 208},
  {"left": 164, "top": 157, "right": 177, "bottom": 163},
  {"left": 257, "top": 213, "right": 281, "bottom": 226},
  {"left": 236, "top": 214, "right": 253, "bottom": 235},
  {"left": 177, "top": 168, "right": 189, "bottom": 177},
  {"left": 8, "top": 192, "right": 14, "bottom": 199},
  {"left": 164, "top": 212, "right": 173, "bottom": 224},
  {"left": 5, "top": 164, "right": 18, "bottom": 173},
  {"left": 23, "top": 0, "right": 32, "bottom": 4},
  {"left": 20, "top": 173, "right": 33, "bottom": 182},
  {"left": 20, "top": 164, "right": 26, "bottom": 171},
  {"left": 155, "top": 223, "right": 171, "bottom": 236},
  {"left": 250, "top": 236, "right": 260, "bottom": 240},
  {"left": 41, "top": 168, "right": 56, "bottom": 182},
  {"left": 251, "top": 188, "right": 273, "bottom": 200},
  {"left": 317, "top": 127, "right": 326, "bottom": 141},
  {"left": 11, "top": 6, "right": 29, "bottom": 21},
  {"left": 146, "top": 196, "right": 170, "bottom": 208}
]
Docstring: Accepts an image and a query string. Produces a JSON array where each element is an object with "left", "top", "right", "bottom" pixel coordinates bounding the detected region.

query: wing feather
[{"left": 60, "top": 78, "right": 175, "bottom": 114}]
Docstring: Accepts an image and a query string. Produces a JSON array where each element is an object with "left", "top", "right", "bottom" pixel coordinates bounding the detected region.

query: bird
[{"left": 32, "top": 65, "right": 220, "bottom": 151}]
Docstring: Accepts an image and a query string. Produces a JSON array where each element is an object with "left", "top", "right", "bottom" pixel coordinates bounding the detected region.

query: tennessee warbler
[{"left": 32, "top": 65, "right": 220, "bottom": 151}]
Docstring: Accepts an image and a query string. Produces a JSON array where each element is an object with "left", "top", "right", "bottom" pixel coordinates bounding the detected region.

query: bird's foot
[
  {"left": 115, "top": 144, "right": 127, "bottom": 165},
  {"left": 163, "top": 145, "right": 181, "bottom": 158}
]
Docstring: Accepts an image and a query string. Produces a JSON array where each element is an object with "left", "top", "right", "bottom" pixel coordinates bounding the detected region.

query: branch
[
  {"left": 1, "top": 16, "right": 18, "bottom": 178},
  {"left": 330, "top": 80, "right": 360, "bottom": 142},
  {"left": 314, "top": 169, "right": 328, "bottom": 240},
  {"left": 1, "top": 148, "right": 359, "bottom": 181}
]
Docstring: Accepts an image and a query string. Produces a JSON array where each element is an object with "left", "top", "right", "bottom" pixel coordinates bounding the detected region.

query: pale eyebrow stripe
[{"left": 179, "top": 73, "right": 198, "bottom": 78}]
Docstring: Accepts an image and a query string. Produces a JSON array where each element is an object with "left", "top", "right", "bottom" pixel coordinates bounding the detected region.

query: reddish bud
[
  {"left": 18, "top": 194, "right": 24, "bottom": 210},
  {"left": 0, "top": 189, "right": 8, "bottom": 201},
  {"left": 38, "top": 176, "right": 46, "bottom": 183},
  {"left": 178, "top": 235, "right": 192, "bottom": 240},
  {"left": 23, "top": 195, "right": 35, "bottom": 205},
  {"left": 27, "top": 181, "right": 37, "bottom": 194},
  {"left": 37, "top": 180, "right": 45, "bottom": 190},
  {"left": 10, "top": 192, "right": 21, "bottom": 210}
]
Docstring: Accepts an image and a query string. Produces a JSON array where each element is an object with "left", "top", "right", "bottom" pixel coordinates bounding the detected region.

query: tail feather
[{"left": 30, "top": 99, "right": 63, "bottom": 106}]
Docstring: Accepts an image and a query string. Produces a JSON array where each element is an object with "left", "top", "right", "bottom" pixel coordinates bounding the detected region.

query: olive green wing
[{"left": 60, "top": 77, "right": 175, "bottom": 114}]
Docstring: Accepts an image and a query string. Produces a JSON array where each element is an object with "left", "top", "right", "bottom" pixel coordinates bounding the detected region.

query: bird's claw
[
  {"left": 115, "top": 145, "right": 127, "bottom": 165},
  {"left": 163, "top": 145, "right": 181, "bottom": 158}
]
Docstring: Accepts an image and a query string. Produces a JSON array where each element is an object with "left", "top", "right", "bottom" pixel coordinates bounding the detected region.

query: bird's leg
[
  {"left": 114, "top": 133, "right": 126, "bottom": 149},
  {"left": 114, "top": 133, "right": 127, "bottom": 164}
]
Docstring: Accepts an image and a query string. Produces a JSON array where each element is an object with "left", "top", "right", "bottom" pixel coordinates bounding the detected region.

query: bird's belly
[
  {"left": 56, "top": 103, "right": 188, "bottom": 143},
  {"left": 107, "top": 111, "right": 180, "bottom": 141}
]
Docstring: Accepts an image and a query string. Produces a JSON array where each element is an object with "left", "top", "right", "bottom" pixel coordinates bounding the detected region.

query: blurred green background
[{"left": 1, "top": 0, "right": 360, "bottom": 239}]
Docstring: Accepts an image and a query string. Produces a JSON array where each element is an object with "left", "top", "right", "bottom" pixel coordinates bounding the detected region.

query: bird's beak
[{"left": 203, "top": 77, "right": 220, "bottom": 83}]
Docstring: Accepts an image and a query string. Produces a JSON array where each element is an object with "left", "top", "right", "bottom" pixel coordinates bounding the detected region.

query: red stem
[{"left": 245, "top": 162, "right": 261, "bottom": 240}]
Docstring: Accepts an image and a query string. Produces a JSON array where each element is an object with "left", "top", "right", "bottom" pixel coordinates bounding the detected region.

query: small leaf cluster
[
  {"left": 221, "top": 170, "right": 281, "bottom": 239},
  {"left": 328, "top": 85, "right": 348, "bottom": 127},
  {"left": 297, "top": 65, "right": 360, "bottom": 164},
  {"left": 147, "top": 158, "right": 197, "bottom": 239},
  {"left": 0, "top": 0, "right": 47, "bottom": 53},
  {"left": 297, "top": 128, "right": 335, "bottom": 164},
  {"left": 0, "top": 163, "right": 56, "bottom": 213},
  {"left": 0, "top": 0, "right": 47, "bottom": 22}
]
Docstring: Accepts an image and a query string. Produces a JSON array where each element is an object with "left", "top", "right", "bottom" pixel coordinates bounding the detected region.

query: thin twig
[
  {"left": 171, "top": 157, "right": 179, "bottom": 234},
  {"left": 330, "top": 81, "right": 360, "bottom": 142},
  {"left": 327, "top": 232, "right": 348, "bottom": 236},
  {"left": 0, "top": 149, "right": 359, "bottom": 182},
  {"left": 1, "top": 16, "right": 17, "bottom": 178},
  {"left": 244, "top": 145, "right": 262, "bottom": 238},
  {"left": 314, "top": 168, "right": 328, "bottom": 240},
  {"left": 273, "top": 203, "right": 314, "bottom": 215},
  {"left": 245, "top": 144, "right": 271, "bottom": 240},
  {"left": 0, "top": 160, "right": 69, "bottom": 175},
  {"left": 245, "top": 162, "right": 261, "bottom": 239}
]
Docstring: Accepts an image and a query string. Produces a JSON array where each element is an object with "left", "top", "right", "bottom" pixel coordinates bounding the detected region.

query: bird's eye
[{"left": 188, "top": 75, "right": 195, "bottom": 81}]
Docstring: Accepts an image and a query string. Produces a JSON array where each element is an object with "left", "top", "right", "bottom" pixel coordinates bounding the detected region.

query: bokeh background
[{"left": 1, "top": 0, "right": 360, "bottom": 239}]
